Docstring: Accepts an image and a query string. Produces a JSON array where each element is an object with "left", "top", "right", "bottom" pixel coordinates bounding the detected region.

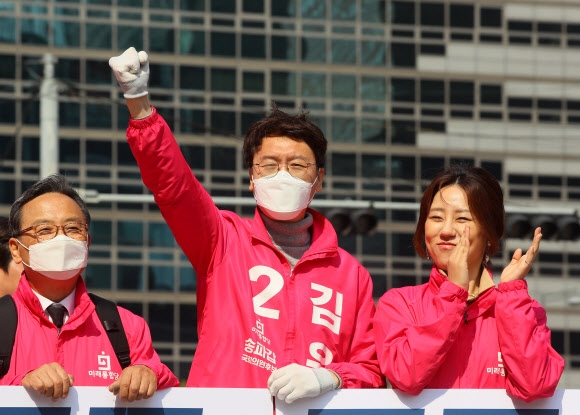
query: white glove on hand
[
  {"left": 109, "top": 47, "right": 150, "bottom": 99},
  {"left": 267, "top": 363, "right": 337, "bottom": 404}
]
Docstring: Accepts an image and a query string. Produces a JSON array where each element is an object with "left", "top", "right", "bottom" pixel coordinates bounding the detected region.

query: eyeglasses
[
  {"left": 18, "top": 222, "right": 88, "bottom": 242},
  {"left": 252, "top": 161, "right": 317, "bottom": 180}
]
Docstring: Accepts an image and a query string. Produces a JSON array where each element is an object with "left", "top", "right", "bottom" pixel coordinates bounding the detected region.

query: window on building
[
  {"left": 391, "top": 120, "right": 415, "bottom": 145},
  {"left": 211, "top": 68, "right": 236, "bottom": 92},
  {"left": 149, "top": 266, "right": 174, "bottom": 291},
  {"left": 211, "top": 32, "right": 235, "bottom": 56},
  {"left": 242, "top": 34, "right": 266, "bottom": 58},
  {"left": 331, "top": 117, "right": 357, "bottom": 143},
  {"left": 361, "top": 118, "right": 386, "bottom": 143},
  {"left": 86, "top": 23, "right": 111, "bottom": 49},
  {"left": 59, "top": 103, "right": 80, "bottom": 127},
  {"left": 363, "top": 231, "right": 387, "bottom": 255},
  {"left": 243, "top": 71, "right": 265, "bottom": 92},
  {"left": 362, "top": 154, "right": 386, "bottom": 178},
  {"left": 332, "top": 74, "right": 356, "bottom": 98},
  {"left": 331, "top": 152, "right": 356, "bottom": 176},
  {"left": 420, "top": 80, "right": 444, "bottom": 103},
  {"left": 118, "top": 26, "right": 144, "bottom": 51},
  {"left": 481, "top": 84, "right": 502, "bottom": 104},
  {"left": 450, "top": 4, "right": 473, "bottom": 28},
  {"left": 301, "top": 37, "right": 326, "bottom": 63},
  {"left": 117, "top": 265, "right": 144, "bottom": 290},
  {"left": 302, "top": 0, "right": 326, "bottom": 19},
  {"left": 211, "top": 0, "right": 235, "bottom": 13},
  {"left": 391, "top": 232, "right": 415, "bottom": 256},
  {"left": 331, "top": 39, "right": 356, "bottom": 64},
  {"left": 302, "top": 72, "right": 326, "bottom": 97},
  {"left": 391, "top": 155, "right": 415, "bottom": 180},
  {"left": 481, "top": 161, "right": 503, "bottom": 180},
  {"left": 180, "top": 66, "right": 204, "bottom": 90},
  {"left": 420, "top": 156, "right": 444, "bottom": 180},
  {"left": 149, "top": 303, "right": 174, "bottom": 341},
  {"left": 272, "top": 71, "right": 296, "bottom": 95},
  {"left": 211, "top": 146, "right": 236, "bottom": 170},
  {"left": 450, "top": 81, "right": 474, "bottom": 105},
  {"left": 390, "top": 1, "right": 414, "bottom": 25},
  {"left": 420, "top": 2, "right": 444, "bottom": 27},
  {"left": 390, "top": 42, "right": 415, "bottom": 67},
  {"left": 272, "top": 35, "right": 296, "bottom": 60},
  {"left": 480, "top": 7, "right": 501, "bottom": 27},
  {"left": 361, "top": 40, "right": 386, "bottom": 66},
  {"left": 85, "top": 264, "right": 112, "bottom": 289}
]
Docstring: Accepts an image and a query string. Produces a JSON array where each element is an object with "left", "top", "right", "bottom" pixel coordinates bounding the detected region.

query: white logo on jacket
[
  {"left": 87, "top": 351, "right": 120, "bottom": 381},
  {"left": 98, "top": 351, "right": 111, "bottom": 370},
  {"left": 486, "top": 351, "right": 505, "bottom": 376}
]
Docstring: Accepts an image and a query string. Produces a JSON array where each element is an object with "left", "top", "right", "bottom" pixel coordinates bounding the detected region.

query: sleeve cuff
[{"left": 498, "top": 279, "right": 528, "bottom": 292}]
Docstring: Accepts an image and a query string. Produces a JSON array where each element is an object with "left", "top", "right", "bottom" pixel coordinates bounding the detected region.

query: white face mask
[
  {"left": 252, "top": 170, "right": 318, "bottom": 221},
  {"left": 16, "top": 234, "right": 88, "bottom": 280}
]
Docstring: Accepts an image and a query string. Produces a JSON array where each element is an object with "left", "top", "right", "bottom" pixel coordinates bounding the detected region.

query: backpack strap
[
  {"left": 89, "top": 293, "right": 131, "bottom": 369},
  {"left": 0, "top": 295, "right": 17, "bottom": 379}
]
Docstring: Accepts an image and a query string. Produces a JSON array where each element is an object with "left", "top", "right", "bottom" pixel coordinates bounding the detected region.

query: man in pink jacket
[
  {"left": 3, "top": 174, "right": 179, "bottom": 401},
  {"left": 109, "top": 47, "right": 384, "bottom": 404}
]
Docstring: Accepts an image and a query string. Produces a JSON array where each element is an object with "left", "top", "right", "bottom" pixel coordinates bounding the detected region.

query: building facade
[{"left": 1, "top": 0, "right": 580, "bottom": 386}]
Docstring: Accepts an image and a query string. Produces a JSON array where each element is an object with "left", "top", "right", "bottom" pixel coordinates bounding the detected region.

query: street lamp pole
[{"left": 40, "top": 53, "right": 59, "bottom": 179}]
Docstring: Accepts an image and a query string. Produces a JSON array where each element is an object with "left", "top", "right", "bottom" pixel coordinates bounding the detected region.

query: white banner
[
  {"left": 0, "top": 387, "right": 578, "bottom": 414},
  {"left": 276, "top": 389, "right": 577, "bottom": 415},
  {"left": 0, "top": 386, "right": 272, "bottom": 415}
]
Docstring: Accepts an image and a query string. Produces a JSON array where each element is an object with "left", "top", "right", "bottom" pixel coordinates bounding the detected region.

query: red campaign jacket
[
  {"left": 373, "top": 266, "right": 564, "bottom": 402},
  {"left": 1, "top": 277, "right": 179, "bottom": 388},
  {"left": 125, "top": 108, "right": 384, "bottom": 389}
]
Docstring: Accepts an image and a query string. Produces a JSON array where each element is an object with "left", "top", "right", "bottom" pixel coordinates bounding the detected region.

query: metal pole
[
  {"left": 40, "top": 53, "right": 59, "bottom": 179},
  {"left": 75, "top": 189, "right": 578, "bottom": 215}
]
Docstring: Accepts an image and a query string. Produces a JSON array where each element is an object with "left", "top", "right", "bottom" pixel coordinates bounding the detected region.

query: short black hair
[
  {"left": 0, "top": 217, "right": 11, "bottom": 273},
  {"left": 242, "top": 102, "right": 327, "bottom": 170},
  {"left": 9, "top": 174, "right": 91, "bottom": 237}
]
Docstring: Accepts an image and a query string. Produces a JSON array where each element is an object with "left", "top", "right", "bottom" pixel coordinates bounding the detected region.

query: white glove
[
  {"left": 267, "top": 363, "right": 337, "bottom": 404},
  {"left": 109, "top": 47, "right": 150, "bottom": 99}
]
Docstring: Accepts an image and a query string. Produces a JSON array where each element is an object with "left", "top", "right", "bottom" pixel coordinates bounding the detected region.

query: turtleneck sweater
[{"left": 260, "top": 211, "right": 313, "bottom": 270}]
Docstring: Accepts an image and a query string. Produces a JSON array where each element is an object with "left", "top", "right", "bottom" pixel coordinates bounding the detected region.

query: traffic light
[
  {"left": 506, "top": 214, "right": 580, "bottom": 240},
  {"left": 326, "top": 208, "right": 378, "bottom": 236}
]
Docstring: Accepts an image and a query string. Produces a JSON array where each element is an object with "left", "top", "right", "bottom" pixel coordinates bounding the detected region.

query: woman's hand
[
  {"left": 500, "top": 227, "right": 542, "bottom": 283},
  {"left": 446, "top": 224, "right": 470, "bottom": 290}
]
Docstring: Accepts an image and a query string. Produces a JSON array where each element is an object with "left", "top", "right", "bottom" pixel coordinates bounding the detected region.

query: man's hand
[
  {"left": 108, "top": 364, "right": 157, "bottom": 402},
  {"left": 109, "top": 47, "right": 150, "bottom": 99},
  {"left": 268, "top": 363, "right": 338, "bottom": 404},
  {"left": 22, "top": 362, "right": 74, "bottom": 401}
]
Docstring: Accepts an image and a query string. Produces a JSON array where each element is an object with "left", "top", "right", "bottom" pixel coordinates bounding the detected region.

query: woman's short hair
[{"left": 413, "top": 164, "right": 505, "bottom": 259}]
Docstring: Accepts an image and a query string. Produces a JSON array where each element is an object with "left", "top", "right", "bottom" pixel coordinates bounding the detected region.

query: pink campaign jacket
[
  {"left": 125, "top": 108, "right": 384, "bottom": 389},
  {"left": 373, "top": 266, "right": 564, "bottom": 402},
  {"left": 1, "top": 277, "right": 179, "bottom": 388}
]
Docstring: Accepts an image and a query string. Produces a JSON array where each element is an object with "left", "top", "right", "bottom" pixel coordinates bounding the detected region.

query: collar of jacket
[
  {"left": 250, "top": 207, "right": 338, "bottom": 263},
  {"left": 429, "top": 266, "right": 497, "bottom": 321},
  {"left": 15, "top": 276, "right": 95, "bottom": 331}
]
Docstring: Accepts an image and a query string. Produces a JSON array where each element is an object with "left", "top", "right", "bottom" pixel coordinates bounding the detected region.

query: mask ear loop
[
  {"left": 14, "top": 238, "right": 30, "bottom": 251},
  {"left": 13, "top": 238, "right": 31, "bottom": 268}
]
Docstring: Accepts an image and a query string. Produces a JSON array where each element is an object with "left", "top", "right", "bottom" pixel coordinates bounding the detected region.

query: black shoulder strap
[
  {"left": 0, "top": 295, "right": 17, "bottom": 379},
  {"left": 89, "top": 293, "right": 131, "bottom": 369}
]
